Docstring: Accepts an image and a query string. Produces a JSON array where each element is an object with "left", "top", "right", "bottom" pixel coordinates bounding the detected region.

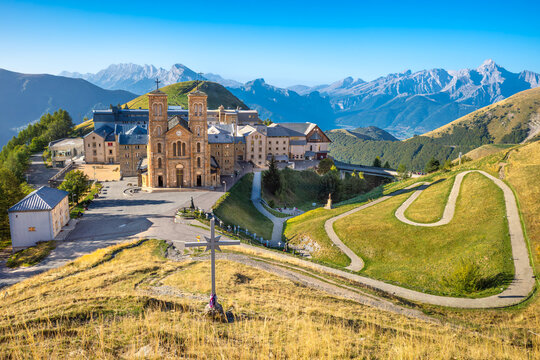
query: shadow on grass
[{"left": 477, "top": 272, "right": 514, "bottom": 291}]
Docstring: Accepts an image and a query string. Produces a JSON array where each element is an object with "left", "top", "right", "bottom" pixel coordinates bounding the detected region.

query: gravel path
[{"left": 322, "top": 170, "right": 535, "bottom": 308}]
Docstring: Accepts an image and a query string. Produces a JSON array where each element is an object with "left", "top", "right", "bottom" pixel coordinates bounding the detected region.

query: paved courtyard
[{"left": 0, "top": 178, "right": 224, "bottom": 288}]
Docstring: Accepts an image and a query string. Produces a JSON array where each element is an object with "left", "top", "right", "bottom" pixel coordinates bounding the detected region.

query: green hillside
[
  {"left": 424, "top": 87, "right": 540, "bottom": 143},
  {"left": 328, "top": 87, "right": 540, "bottom": 170},
  {"left": 126, "top": 81, "right": 248, "bottom": 110},
  {"left": 77, "top": 81, "right": 249, "bottom": 133}
]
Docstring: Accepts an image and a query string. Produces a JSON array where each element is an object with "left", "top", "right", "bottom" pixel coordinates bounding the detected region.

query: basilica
[{"left": 83, "top": 86, "right": 331, "bottom": 189}]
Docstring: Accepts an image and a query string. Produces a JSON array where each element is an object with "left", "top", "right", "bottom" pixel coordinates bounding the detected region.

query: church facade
[
  {"left": 141, "top": 89, "right": 218, "bottom": 188},
  {"left": 83, "top": 86, "right": 332, "bottom": 190}
]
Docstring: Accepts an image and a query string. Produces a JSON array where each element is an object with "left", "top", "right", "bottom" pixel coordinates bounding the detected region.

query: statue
[{"left": 325, "top": 193, "right": 333, "bottom": 209}]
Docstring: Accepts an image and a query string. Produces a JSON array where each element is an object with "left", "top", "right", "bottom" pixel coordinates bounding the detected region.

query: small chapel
[{"left": 140, "top": 88, "right": 220, "bottom": 189}]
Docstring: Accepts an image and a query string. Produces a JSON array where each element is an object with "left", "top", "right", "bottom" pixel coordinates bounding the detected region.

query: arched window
[
  {"left": 156, "top": 126, "right": 162, "bottom": 136},
  {"left": 197, "top": 157, "right": 201, "bottom": 168},
  {"left": 182, "top": 142, "right": 186, "bottom": 156},
  {"left": 196, "top": 127, "right": 200, "bottom": 136},
  {"left": 157, "top": 157, "right": 162, "bottom": 169},
  {"left": 157, "top": 143, "right": 162, "bottom": 153},
  {"left": 173, "top": 142, "right": 177, "bottom": 156},
  {"left": 197, "top": 142, "right": 201, "bottom": 153},
  {"left": 198, "top": 104, "right": 203, "bottom": 115},
  {"left": 152, "top": 103, "right": 162, "bottom": 116}
]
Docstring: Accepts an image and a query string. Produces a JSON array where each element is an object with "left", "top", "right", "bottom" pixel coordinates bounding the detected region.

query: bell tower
[
  {"left": 147, "top": 88, "right": 168, "bottom": 188},
  {"left": 188, "top": 89, "right": 210, "bottom": 187}
]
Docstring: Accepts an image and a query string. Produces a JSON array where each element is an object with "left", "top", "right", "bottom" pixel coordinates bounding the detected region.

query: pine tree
[
  {"left": 263, "top": 156, "right": 281, "bottom": 194},
  {"left": 424, "top": 157, "right": 441, "bottom": 173},
  {"left": 372, "top": 156, "right": 382, "bottom": 168}
]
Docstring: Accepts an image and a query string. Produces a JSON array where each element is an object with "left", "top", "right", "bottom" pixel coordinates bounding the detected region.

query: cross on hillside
[
  {"left": 184, "top": 218, "right": 240, "bottom": 310},
  {"left": 155, "top": 78, "right": 161, "bottom": 90}
]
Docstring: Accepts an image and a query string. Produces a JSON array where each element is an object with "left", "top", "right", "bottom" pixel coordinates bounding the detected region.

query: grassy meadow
[
  {"left": 262, "top": 168, "right": 321, "bottom": 211},
  {"left": 0, "top": 238, "right": 537, "bottom": 359},
  {"left": 334, "top": 172, "right": 513, "bottom": 296},
  {"left": 403, "top": 175, "right": 455, "bottom": 223},
  {"left": 213, "top": 173, "right": 273, "bottom": 240},
  {"left": 283, "top": 188, "right": 387, "bottom": 268}
]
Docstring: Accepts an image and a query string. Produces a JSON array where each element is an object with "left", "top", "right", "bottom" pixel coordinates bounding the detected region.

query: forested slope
[{"left": 328, "top": 88, "right": 540, "bottom": 170}]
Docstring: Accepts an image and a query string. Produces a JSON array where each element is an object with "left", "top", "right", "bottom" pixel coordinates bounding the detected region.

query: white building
[
  {"left": 8, "top": 186, "right": 70, "bottom": 250},
  {"left": 49, "top": 137, "right": 84, "bottom": 167}
]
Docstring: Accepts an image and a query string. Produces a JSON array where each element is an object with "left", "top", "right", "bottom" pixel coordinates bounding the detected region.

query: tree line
[
  {"left": 263, "top": 157, "right": 386, "bottom": 205},
  {"left": 0, "top": 109, "right": 74, "bottom": 246},
  {"left": 326, "top": 122, "right": 494, "bottom": 171}
]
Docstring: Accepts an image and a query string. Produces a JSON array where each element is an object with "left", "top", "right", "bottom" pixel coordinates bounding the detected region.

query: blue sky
[{"left": 1, "top": 0, "right": 539, "bottom": 87}]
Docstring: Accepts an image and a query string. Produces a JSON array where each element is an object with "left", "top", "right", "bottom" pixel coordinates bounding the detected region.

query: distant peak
[
  {"left": 477, "top": 58, "right": 502, "bottom": 72},
  {"left": 481, "top": 59, "right": 495, "bottom": 67}
]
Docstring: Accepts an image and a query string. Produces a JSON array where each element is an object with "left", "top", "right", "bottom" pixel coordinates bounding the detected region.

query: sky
[{"left": 1, "top": 0, "right": 540, "bottom": 87}]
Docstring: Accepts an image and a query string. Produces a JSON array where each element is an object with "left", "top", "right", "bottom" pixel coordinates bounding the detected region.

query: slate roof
[
  {"left": 168, "top": 115, "right": 190, "bottom": 132},
  {"left": 9, "top": 186, "right": 68, "bottom": 212},
  {"left": 290, "top": 139, "right": 307, "bottom": 146},
  {"left": 118, "top": 134, "right": 148, "bottom": 145},
  {"left": 125, "top": 125, "right": 147, "bottom": 135},
  {"left": 266, "top": 125, "right": 291, "bottom": 137},
  {"left": 48, "top": 137, "right": 83, "bottom": 149},
  {"left": 273, "top": 122, "right": 316, "bottom": 136},
  {"left": 91, "top": 125, "right": 114, "bottom": 139}
]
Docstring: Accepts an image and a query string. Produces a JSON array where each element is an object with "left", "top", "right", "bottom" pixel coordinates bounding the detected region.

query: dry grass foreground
[{"left": 0, "top": 238, "right": 537, "bottom": 359}]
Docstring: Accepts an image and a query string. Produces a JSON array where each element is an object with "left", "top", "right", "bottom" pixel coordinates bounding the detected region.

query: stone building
[
  {"left": 118, "top": 126, "right": 148, "bottom": 177},
  {"left": 83, "top": 87, "right": 331, "bottom": 186},
  {"left": 141, "top": 89, "right": 218, "bottom": 188},
  {"left": 83, "top": 126, "right": 117, "bottom": 164},
  {"left": 208, "top": 124, "right": 245, "bottom": 175},
  {"left": 240, "top": 125, "right": 268, "bottom": 167}
]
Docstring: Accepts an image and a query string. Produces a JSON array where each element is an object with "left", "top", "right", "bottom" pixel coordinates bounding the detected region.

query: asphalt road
[
  {"left": 0, "top": 178, "right": 224, "bottom": 288},
  {"left": 25, "top": 153, "right": 59, "bottom": 188}
]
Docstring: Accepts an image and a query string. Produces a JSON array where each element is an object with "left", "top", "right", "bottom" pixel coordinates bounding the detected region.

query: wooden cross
[
  {"left": 184, "top": 219, "right": 240, "bottom": 304},
  {"left": 155, "top": 78, "right": 161, "bottom": 90}
]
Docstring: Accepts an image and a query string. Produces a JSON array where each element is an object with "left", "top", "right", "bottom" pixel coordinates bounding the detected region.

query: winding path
[
  {"left": 251, "top": 171, "right": 291, "bottom": 247},
  {"left": 323, "top": 170, "right": 535, "bottom": 308}
]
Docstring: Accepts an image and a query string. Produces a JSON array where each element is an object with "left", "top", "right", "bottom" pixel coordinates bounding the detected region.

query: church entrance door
[
  {"left": 158, "top": 175, "right": 164, "bottom": 187},
  {"left": 196, "top": 175, "right": 202, "bottom": 187},
  {"left": 176, "top": 169, "right": 184, "bottom": 188}
]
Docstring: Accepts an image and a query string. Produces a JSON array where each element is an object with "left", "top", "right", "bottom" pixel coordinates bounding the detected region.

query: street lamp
[{"left": 222, "top": 181, "right": 226, "bottom": 193}]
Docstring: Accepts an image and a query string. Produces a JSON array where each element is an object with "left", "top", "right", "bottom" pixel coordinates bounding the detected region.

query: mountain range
[
  {"left": 327, "top": 86, "right": 540, "bottom": 170},
  {"left": 60, "top": 60, "right": 540, "bottom": 138},
  {"left": 0, "top": 69, "right": 135, "bottom": 146}
]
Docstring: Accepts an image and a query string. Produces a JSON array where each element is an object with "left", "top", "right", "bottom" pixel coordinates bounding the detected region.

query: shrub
[{"left": 442, "top": 259, "right": 482, "bottom": 294}]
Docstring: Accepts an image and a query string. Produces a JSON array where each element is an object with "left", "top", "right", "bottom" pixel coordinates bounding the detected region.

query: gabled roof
[
  {"left": 125, "top": 125, "right": 147, "bottom": 135},
  {"left": 167, "top": 115, "right": 190, "bottom": 132},
  {"left": 266, "top": 125, "right": 291, "bottom": 137},
  {"left": 9, "top": 186, "right": 68, "bottom": 212},
  {"left": 272, "top": 122, "right": 316, "bottom": 136},
  {"left": 89, "top": 125, "right": 114, "bottom": 139}
]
